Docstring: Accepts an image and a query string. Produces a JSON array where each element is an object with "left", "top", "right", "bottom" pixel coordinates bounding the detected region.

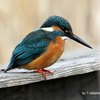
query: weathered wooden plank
[
  {"left": 0, "top": 51, "right": 100, "bottom": 88},
  {"left": 0, "top": 71, "right": 100, "bottom": 100}
]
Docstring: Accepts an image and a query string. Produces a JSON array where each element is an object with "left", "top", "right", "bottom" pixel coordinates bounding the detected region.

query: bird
[{"left": 4, "top": 15, "right": 92, "bottom": 78}]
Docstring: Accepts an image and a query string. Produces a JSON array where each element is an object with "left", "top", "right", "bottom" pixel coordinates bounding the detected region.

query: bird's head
[{"left": 41, "top": 15, "right": 92, "bottom": 49}]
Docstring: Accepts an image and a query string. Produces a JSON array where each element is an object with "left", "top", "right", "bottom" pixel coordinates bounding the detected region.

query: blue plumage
[
  {"left": 4, "top": 29, "right": 58, "bottom": 72},
  {"left": 4, "top": 15, "right": 71, "bottom": 72}
]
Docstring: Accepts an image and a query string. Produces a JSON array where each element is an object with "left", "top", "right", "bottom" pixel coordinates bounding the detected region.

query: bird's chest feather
[{"left": 21, "top": 35, "right": 65, "bottom": 70}]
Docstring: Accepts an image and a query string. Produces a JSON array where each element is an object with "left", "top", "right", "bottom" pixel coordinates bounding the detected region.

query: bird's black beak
[{"left": 66, "top": 33, "right": 93, "bottom": 49}]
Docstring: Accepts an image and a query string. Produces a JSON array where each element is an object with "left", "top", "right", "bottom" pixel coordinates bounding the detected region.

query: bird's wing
[{"left": 5, "top": 29, "right": 57, "bottom": 71}]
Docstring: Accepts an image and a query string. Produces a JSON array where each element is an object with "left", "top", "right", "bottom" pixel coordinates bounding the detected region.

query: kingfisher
[{"left": 4, "top": 15, "right": 92, "bottom": 78}]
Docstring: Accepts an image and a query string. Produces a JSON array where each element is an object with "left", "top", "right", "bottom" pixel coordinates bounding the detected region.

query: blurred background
[{"left": 0, "top": 0, "right": 100, "bottom": 66}]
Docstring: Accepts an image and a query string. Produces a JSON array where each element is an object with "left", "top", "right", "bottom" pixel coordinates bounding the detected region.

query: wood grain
[{"left": 0, "top": 51, "right": 100, "bottom": 88}]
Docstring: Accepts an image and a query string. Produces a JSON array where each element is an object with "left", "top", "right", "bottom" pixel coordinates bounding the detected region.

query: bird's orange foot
[
  {"left": 42, "top": 69, "right": 52, "bottom": 74},
  {"left": 34, "top": 69, "right": 52, "bottom": 79}
]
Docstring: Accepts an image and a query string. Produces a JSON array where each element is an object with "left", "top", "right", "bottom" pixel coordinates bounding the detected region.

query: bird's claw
[{"left": 34, "top": 69, "right": 52, "bottom": 79}]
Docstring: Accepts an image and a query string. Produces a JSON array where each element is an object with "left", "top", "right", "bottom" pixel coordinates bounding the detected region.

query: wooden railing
[{"left": 0, "top": 51, "right": 100, "bottom": 89}]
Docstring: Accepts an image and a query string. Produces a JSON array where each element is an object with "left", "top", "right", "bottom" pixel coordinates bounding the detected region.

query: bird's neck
[{"left": 42, "top": 27, "right": 54, "bottom": 32}]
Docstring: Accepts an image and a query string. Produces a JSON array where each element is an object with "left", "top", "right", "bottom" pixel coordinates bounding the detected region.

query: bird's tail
[
  {"left": 4, "top": 56, "right": 16, "bottom": 73},
  {"left": 4, "top": 63, "right": 13, "bottom": 73}
]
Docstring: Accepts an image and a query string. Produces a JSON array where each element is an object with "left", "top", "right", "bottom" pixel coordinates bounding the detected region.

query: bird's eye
[
  {"left": 61, "top": 26, "right": 73, "bottom": 34},
  {"left": 65, "top": 30, "right": 73, "bottom": 35},
  {"left": 61, "top": 26, "right": 66, "bottom": 30},
  {"left": 65, "top": 30, "right": 68, "bottom": 33}
]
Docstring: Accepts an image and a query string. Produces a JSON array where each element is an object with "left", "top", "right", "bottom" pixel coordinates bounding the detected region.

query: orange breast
[{"left": 21, "top": 35, "right": 65, "bottom": 70}]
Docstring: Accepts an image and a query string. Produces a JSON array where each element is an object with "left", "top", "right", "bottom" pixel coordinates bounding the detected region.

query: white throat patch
[{"left": 61, "top": 36, "right": 69, "bottom": 40}]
